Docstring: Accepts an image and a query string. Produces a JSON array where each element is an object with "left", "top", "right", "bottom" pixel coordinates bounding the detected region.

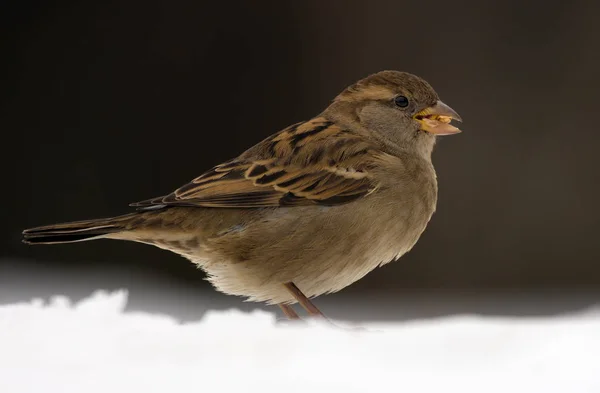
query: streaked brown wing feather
[{"left": 131, "top": 117, "right": 380, "bottom": 209}]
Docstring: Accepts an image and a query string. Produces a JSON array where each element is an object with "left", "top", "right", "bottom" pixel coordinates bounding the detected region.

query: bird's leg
[
  {"left": 283, "top": 282, "right": 327, "bottom": 319},
  {"left": 278, "top": 303, "right": 300, "bottom": 320}
]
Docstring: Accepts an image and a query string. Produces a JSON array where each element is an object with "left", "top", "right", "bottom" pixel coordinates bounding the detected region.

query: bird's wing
[{"left": 130, "top": 117, "right": 382, "bottom": 208}]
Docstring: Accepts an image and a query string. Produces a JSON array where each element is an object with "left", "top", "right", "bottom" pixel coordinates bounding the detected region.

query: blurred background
[{"left": 2, "top": 0, "right": 599, "bottom": 322}]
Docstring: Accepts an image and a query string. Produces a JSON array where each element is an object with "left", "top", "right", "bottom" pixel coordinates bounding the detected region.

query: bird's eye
[{"left": 394, "top": 95, "right": 409, "bottom": 108}]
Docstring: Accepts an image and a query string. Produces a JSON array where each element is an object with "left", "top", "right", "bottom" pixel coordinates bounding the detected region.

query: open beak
[{"left": 414, "top": 100, "right": 462, "bottom": 136}]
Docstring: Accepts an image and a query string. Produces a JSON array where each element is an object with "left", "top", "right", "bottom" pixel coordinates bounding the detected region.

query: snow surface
[{"left": 1, "top": 291, "right": 599, "bottom": 393}]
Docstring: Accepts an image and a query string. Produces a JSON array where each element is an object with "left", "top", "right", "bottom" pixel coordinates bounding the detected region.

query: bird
[{"left": 23, "top": 70, "right": 462, "bottom": 320}]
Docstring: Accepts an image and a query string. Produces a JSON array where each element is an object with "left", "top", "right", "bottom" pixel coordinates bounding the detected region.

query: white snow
[{"left": 1, "top": 290, "right": 599, "bottom": 393}]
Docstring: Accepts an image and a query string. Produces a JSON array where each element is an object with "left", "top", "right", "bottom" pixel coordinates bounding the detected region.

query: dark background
[{"left": 2, "top": 0, "right": 599, "bottom": 320}]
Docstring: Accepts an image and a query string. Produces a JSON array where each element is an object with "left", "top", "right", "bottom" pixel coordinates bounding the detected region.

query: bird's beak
[{"left": 414, "top": 100, "right": 462, "bottom": 136}]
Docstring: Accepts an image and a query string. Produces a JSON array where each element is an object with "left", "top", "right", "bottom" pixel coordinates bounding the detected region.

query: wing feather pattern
[{"left": 131, "top": 118, "right": 381, "bottom": 209}]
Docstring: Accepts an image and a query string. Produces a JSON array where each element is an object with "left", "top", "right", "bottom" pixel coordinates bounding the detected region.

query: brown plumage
[
  {"left": 23, "top": 71, "right": 462, "bottom": 319},
  {"left": 130, "top": 118, "right": 377, "bottom": 208}
]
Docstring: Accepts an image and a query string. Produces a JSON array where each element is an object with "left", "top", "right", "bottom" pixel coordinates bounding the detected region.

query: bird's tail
[{"left": 22, "top": 213, "right": 140, "bottom": 245}]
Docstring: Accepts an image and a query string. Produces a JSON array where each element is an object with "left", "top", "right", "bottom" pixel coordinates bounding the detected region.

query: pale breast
[{"left": 196, "top": 165, "right": 438, "bottom": 304}]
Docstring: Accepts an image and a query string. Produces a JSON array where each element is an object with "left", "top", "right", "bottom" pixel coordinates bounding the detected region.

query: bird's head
[{"left": 328, "top": 70, "right": 462, "bottom": 156}]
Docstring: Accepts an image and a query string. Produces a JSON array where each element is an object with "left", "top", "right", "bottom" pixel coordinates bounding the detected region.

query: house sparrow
[{"left": 23, "top": 71, "right": 462, "bottom": 320}]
